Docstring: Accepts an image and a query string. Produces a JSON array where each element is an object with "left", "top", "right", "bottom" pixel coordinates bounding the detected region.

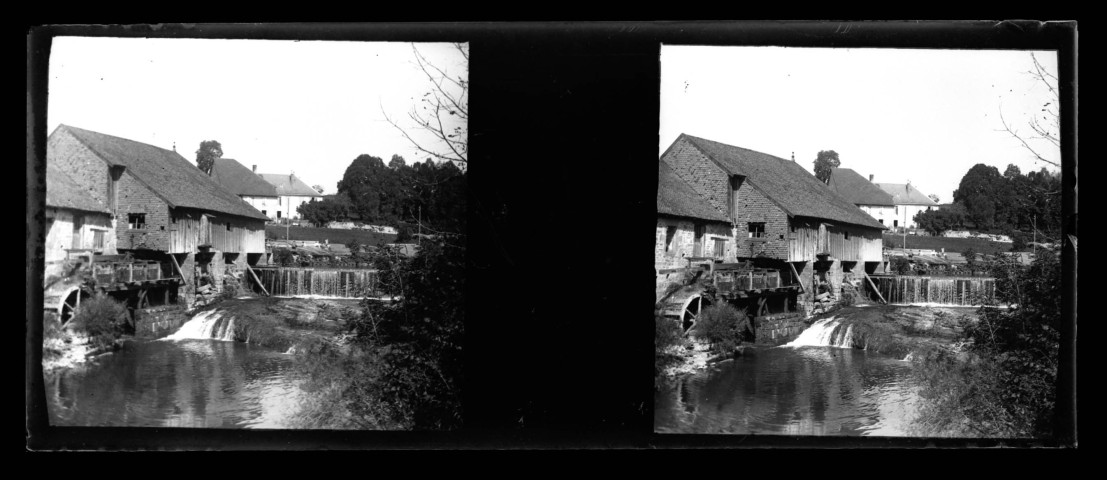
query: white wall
[
  {"left": 895, "top": 204, "right": 937, "bottom": 229},
  {"left": 858, "top": 205, "right": 896, "bottom": 227},
  {"left": 279, "top": 195, "right": 323, "bottom": 220},
  {"left": 243, "top": 195, "right": 281, "bottom": 220},
  {"left": 44, "top": 208, "right": 116, "bottom": 281}
]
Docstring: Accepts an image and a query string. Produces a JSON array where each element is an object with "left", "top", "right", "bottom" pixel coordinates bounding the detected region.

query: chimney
[
  {"left": 791, "top": 152, "right": 795, "bottom": 162},
  {"left": 869, "top": 174, "right": 874, "bottom": 182},
  {"left": 252, "top": 165, "right": 257, "bottom": 173}
]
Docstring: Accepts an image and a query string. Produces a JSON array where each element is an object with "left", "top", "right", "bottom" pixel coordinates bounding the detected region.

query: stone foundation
[
  {"left": 753, "top": 312, "right": 806, "bottom": 345},
  {"left": 134, "top": 305, "right": 192, "bottom": 339}
]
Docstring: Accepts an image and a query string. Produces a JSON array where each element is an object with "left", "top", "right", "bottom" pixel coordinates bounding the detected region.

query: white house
[
  {"left": 210, "top": 158, "right": 281, "bottom": 220},
  {"left": 827, "top": 168, "right": 897, "bottom": 228},
  {"left": 256, "top": 172, "right": 323, "bottom": 221},
  {"left": 875, "top": 181, "right": 939, "bottom": 230}
]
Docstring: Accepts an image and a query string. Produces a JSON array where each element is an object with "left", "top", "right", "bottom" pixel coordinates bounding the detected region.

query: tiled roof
[
  {"left": 46, "top": 163, "right": 110, "bottom": 214},
  {"left": 828, "top": 167, "right": 896, "bottom": 206},
  {"left": 210, "top": 158, "right": 279, "bottom": 197},
  {"left": 257, "top": 173, "right": 322, "bottom": 197},
  {"left": 54, "top": 125, "right": 269, "bottom": 221},
  {"left": 657, "top": 161, "right": 729, "bottom": 223},
  {"left": 673, "top": 134, "right": 886, "bottom": 230},
  {"left": 875, "top": 183, "right": 938, "bottom": 206}
]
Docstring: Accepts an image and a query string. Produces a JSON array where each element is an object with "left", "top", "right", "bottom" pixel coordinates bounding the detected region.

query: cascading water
[
  {"left": 873, "top": 276, "right": 995, "bottom": 306},
  {"left": 254, "top": 267, "right": 379, "bottom": 298},
  {"left": 163, "top": 310, "right": 237, "bottom": 341},
  {"left": 783, "top": 316, "right": 856, "bottom": 348}
]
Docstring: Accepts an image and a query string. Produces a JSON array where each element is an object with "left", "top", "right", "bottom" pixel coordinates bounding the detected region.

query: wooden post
[
  {"left": 245, "top": 264, "right": 270, "bottom": 297},
  {"left": 169, "top": 253, "right": 186, "bottom": 280},
  {"left": 788, "top": 262, "right": 805, "bottom": 294},
  {"left": 863, "top": 271, "right": 887, "bottom": 304}
]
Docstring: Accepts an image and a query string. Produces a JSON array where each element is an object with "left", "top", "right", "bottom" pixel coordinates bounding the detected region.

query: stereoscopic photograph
[
  {"left": 654, "top": 45, "right": 1065, "bottom": 438},
  {"left": 39, "top": 36, "right": 467, "bottom": 430}
]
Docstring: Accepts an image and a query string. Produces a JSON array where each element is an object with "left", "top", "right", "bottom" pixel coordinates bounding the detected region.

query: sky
[
  {"left": 660, "top": 46, "right": 1061, "bottom": 204},
  {"left": 48, "top": 37, "right": 468, "bottom": 195}
]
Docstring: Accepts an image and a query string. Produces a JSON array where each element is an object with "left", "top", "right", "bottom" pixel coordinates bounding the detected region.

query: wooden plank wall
[
  {"left": 169, "top": 209, "right": 265, "bottom": 254},
  {"left": 788, "top": 217, "right": 883, "bottom": 262}
]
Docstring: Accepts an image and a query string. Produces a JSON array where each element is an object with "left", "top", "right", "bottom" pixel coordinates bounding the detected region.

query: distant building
[
  {"left": 875, "top": 182, "right": 939, "bottom": 230},
  {"left": 256, "top": 172, "right": 323, "bottom": 221},
  {"left": 827, "top": 168, "right": 897, "bottom": 227},
  {"left": 210, "top": 158, "right": 281, "bottom": 220}
]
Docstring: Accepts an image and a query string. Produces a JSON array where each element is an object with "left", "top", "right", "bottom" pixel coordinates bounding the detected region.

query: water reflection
[
  {"left": 656, "top": 346, "right": 918, "bottom": 436},
  {"left": 46, "top": 339, "right": 302, "bottom": 429}
]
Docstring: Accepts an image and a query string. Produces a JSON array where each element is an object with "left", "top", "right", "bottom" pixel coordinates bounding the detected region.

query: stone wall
[
  {"left": 47, "top": 129, "right": 111, "bottom": 206},
  {"left": 134, "top": 305, "right": 191, "bottom": 339},
  {"left": 754, "top": 313, "right": 806, "bottom": 345},
  {"left": 655, "top": 217, "right": 735, "bottom": 270},
  {"left": 116, "top": 172, "right": 171, "bottom": 250},
  {"left": 732, "top": 181, "right": 790, "bottom": 260}
]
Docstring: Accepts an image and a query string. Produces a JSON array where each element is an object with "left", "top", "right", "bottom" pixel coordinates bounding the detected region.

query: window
[
  {"left": 127, "top": 213, "right": 146, "bottom": 229},
  {"left": 895, "top": 206, "right": 899, "bottom": 214},
  {"left": 93, "top": 230, "right": 105, "bottom": 249},
  {"left": 665, "top": 226, "right": 677, "bottom": 253},
  {"left": 748, "top": 222, "right": 766, "bottom": 239},
  {"left": 277, "top": 211, "right": 282, "bottom": 219},
  {"left": 713, "top": 238, "right": 726, "bottom": 259},
  {"left": 226, "top": 222, "right": 232, "bottom": 231},
  {"left": 261, "top": 210, "right": 267, "bottom": 216},
  {"left": 845, "top": 231, "right": 851, "bottom": 240},
  {"left": 879, "top": 219, "right": 884, "bottom": 225},
  {"left": 893, "top": 220, "right": 899, "bottom": 228}
]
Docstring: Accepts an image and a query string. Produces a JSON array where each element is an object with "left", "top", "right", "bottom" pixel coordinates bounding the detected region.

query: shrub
[
  {"left": 839, "top": 284, "right": 857, "bottom": 307},
  {"left": 890, "top": 256, "right": 913, "bottom": 275},
  {"left": 655, "top": 314, "right": 685, "bottom": 380},
  {"left": 68, "top": 293, "right": 129, "bottom": 351},
  {"left": 272, "top": 248, "right": 295, "bottom": 266},
  {"left": 220, "top": 276, "right": 242, "bottom": 301},
  {"left": 691, "top": 302, "right": 750, "bottom": 354}
]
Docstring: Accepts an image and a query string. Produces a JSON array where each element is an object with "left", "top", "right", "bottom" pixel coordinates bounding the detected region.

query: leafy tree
[
  {"left": 812, "top": 150, "right": 840, "bottom": 184},
  {"left": 297, "top": 193, "right": 353, "bottom": 227},
  {"left": 389, "top": 154, "right": 407, "bottom": 169},
  {"left": 195, "top": 140, "right": 223, "bottom": 175},
  {"left": 913, "top": 203, "right": 965, "bottom": 236},
  {"left": 953, "top": 164, "right": 1005, "bottom": 230},
  {"left": 890, "top": 256, "right": 913, "bottom": 275}
]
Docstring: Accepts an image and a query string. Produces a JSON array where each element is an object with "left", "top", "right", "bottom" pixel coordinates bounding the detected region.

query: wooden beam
[
  {"left": 245, "top": 263, "right": 270, "bottom": 297},
  {"left": 168, "top": 253, "right": 186, "bottom": 280},
  {"left": 863, "top": 271, "right": 887, "bottom": 304},
  {"left": 788, "top": 262, "right": 805, "bottom": 294}
]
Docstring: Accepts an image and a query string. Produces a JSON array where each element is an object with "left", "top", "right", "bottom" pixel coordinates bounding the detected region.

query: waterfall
[
  {"left": 782, "top": 316, "right": 856, "bottom": 348},
  {"left": 875, "top": 276, "right": 995, "bottom": 306},
  {"left": 254, "top": 267, "right": 379, "bottom": 298},
  {"left": 162, "top": 310, "right": 237, "bottom": 341}
]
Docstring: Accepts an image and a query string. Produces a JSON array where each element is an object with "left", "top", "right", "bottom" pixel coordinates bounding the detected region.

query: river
[
  {"left": 45, "top": 337, "right": 303, "bottom": 429},
  {"left": 654, "top": 345, "right": 921, "bottom": 436}
]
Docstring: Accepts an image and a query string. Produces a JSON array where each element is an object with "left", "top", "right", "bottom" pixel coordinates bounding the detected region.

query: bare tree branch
[{"left": 381, "top": 43, "right": 468, "bottom": 170}]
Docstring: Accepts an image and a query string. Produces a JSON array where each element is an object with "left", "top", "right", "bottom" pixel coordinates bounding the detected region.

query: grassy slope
[
  {"left": 266, "top": 225, "right": 397, "bottom": 246},
  {"left": 882, "top": 234, "right": 1011, "bottom": 255}
]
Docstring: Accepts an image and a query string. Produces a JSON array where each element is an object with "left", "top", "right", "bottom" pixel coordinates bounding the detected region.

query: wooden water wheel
[{"left": 659, "top": 286, "right": 712, "bottom": 333}]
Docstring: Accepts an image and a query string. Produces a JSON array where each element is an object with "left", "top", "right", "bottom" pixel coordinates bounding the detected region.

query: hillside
[
  {"left": 265, "top": 225, "right": 396, "bottom": 246},
  {"left": 882, "top": 234, "right": 1012, "bottom": 255}
]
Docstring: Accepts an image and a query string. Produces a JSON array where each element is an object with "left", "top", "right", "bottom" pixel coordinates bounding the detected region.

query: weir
[
  {"left": 870, "top": 276, "right": 995, "bottom": 306},
  {"left": 252, "top": 267, "right": 380, "bottom": 298}
]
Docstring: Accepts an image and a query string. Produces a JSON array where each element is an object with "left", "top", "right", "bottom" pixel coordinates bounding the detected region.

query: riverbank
[
  {"left": 43, "top": 295, "right": 363, "bottom": 376},
  {"left": 656, "top": 304, "right": 977, "bottom": 383}
]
